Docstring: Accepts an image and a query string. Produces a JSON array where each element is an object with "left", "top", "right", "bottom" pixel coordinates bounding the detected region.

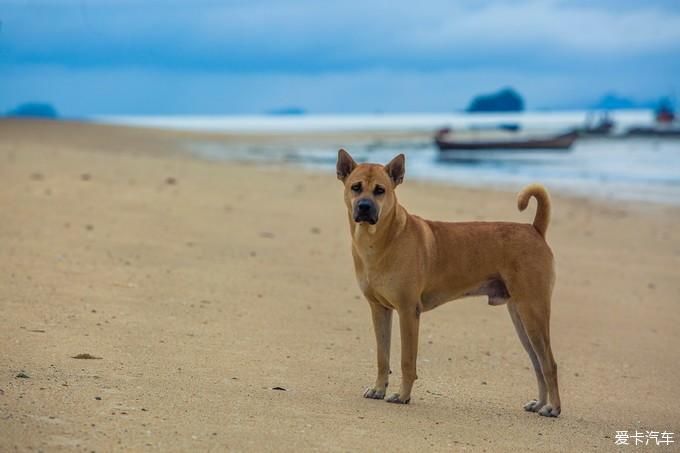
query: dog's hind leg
[
  {"left": 512, "top": 301, "right": 561, "bottom": 417},
  {"left": 507, "top": 303, "right": 547, "bottom": 412},
  {"left": 363, "top": 301, "right": 393, "bottom": 400}
]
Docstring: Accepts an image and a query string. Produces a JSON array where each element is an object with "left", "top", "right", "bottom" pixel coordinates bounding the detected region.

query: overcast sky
[{"left": 1, "top": 0, "right": 679, "bottom": 115}]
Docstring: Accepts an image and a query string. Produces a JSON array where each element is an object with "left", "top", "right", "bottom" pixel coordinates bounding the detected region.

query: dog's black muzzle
[{"left": 353, "top": 198, "right": 379, "bottom": 225}]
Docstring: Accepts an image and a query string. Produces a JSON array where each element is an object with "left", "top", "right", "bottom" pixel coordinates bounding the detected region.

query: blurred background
[{"left": 2, "top": 0, "right": 680, "bottom": 202}]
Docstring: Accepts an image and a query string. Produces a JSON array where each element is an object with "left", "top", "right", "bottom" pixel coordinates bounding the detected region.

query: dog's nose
[{"left": 357, "top": 200, "right": 372, "bottom": 212}]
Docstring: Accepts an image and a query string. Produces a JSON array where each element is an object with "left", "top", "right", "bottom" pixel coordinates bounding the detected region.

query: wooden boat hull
[
  {"left": 435, "top": 131, "right": 577, "bottom": 151},
  {"left": 625, "top": 127, "right": 680, "bottom": 138}
]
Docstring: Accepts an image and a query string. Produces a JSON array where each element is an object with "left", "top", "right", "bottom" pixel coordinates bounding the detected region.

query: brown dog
[{"left": 337, "top": 149, "right": 561, "bottom": 417}]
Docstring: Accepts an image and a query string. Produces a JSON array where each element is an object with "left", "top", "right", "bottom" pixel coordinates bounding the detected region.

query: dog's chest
[
  {"left": 353, "top": 253, "right": 399, "bottom": 305},
  {"left": 351, "top": 227, "right": 405, "bottom": 305}
]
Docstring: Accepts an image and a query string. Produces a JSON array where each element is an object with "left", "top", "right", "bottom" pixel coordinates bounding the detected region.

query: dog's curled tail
[{"left": 517, "top": 183, "right": 551, "bottom": 238}]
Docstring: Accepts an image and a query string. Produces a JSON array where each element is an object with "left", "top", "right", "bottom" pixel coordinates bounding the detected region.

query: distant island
[
  {"left": 266, "top": 107, "right": 306, "bottom": 116},
  {"left": 590, "top": 93, "right": 656, "bottom": 110},
  {"left": 592, "top": 93, "right": 637, "bottom": 109},
  {"left": 6, "top": 102, "right": 59, "bottom": 119},
  {"left": 467, "top": 88, "right": 524, "bottom": 112}
]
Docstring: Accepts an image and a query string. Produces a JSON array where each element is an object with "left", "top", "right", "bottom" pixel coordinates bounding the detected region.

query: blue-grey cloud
[
  {"left": 1, "top": 0, "right": 679, "bottom": 114},
  {"left": 3, "top": 0, "right": 680, "bottom": 71}
]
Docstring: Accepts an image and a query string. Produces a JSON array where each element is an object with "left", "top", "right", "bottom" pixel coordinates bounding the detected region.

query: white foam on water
[{"left": 92, "top": 110, "right": 652, "bottom": 134}]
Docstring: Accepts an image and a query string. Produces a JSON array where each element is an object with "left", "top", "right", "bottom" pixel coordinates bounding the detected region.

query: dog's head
[{"left": 336, "top": 149, "right": 405, "bottom": 226}]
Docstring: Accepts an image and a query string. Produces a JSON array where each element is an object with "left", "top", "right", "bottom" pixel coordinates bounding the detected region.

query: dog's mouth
[{"left": 354, "top": 215, "right": 378, "bottom": 225}]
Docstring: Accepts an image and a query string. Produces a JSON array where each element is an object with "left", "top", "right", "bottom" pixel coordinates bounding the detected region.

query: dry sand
[{"left": 1, "top": 119, "right": 679, "bottom": 452}]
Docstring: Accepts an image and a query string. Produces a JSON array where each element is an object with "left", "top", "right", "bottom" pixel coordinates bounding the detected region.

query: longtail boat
[{"left": 435, "top": 130, "right": 577, "bottom": 151}]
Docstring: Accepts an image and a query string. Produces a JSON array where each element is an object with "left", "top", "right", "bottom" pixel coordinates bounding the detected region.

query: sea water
[{"left": 93, "top": 111, "right": 680, "bottom": 205}]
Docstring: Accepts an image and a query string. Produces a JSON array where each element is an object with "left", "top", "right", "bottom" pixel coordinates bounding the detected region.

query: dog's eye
[
  {"left": 374, "top": 186, "right": 385, "bottom": 195},
  {"left": 351, "top": 183, "right": 362, "bottom": 193}
]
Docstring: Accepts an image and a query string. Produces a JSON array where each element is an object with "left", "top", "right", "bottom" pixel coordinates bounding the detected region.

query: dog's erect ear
[
  {"left": 336, "top": 148, "right": 357, "bottom": 182},
  {"left": 385, "top": 154, "right": 405, "bottom": 186}
]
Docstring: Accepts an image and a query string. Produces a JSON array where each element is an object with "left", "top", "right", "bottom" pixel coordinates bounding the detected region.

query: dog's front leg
[
  {"left": 386, "top": 305, "right": 420, "bottom": 404},
  {"left": 364, "top": 301, "right": 392, "bottom": 400}
]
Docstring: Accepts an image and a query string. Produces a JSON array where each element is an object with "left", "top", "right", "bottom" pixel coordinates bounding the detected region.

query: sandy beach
[{"left": 1, "top": 119, "right": 679, "bottom": 451}]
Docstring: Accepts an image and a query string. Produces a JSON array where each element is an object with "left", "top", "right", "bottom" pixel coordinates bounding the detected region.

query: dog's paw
[
  {"left": 385, "top": 393, "right": 410, "bottom": 404},
  {"left": 538, "top": 405, "right": 560, "bottom": 417},
  {"left": 363, "top": 387, "right": 386, "bottom": 400},
  {"left": 523, "top": 399, "right": 546, "bottom": 412}
]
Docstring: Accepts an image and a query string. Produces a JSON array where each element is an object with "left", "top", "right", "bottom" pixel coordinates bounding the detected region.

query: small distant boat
[
  {"left": 624, "top": 98, "right": 680, "bottom": 137},
  {"left": 435, "top": 129, "right": 577, "bottom": 151},
  {"left": 625, "top": 127, "right": 680, "bottom": 138},
  {"left": 655, "top": 100, "right": 676, "bottom": 124},
  {"left": 469, "top": 123, "right": 521, "bottom": 132},
  {"left": 497, "top": 123, "right": 521, "bottom": 132},
  {"left": 578, "top": 112, "right": 615, "bottom": 136}
]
